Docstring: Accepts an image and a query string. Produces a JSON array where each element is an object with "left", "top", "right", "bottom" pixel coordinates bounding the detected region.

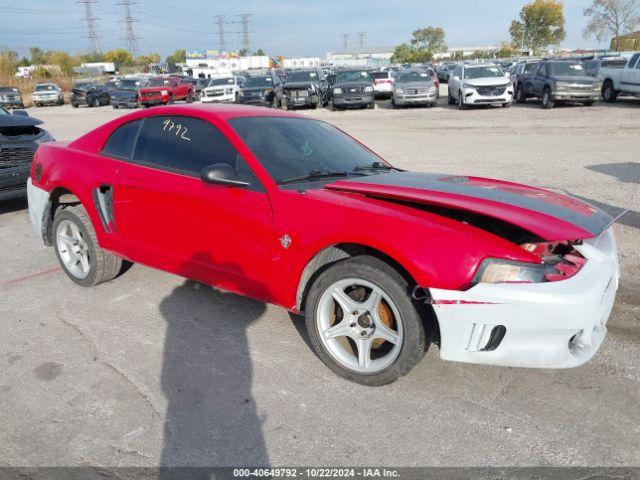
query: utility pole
[
  {"left": 357, "top": 32, "right": 366, "bottom": 50},
  {"left": 342, "top": 33, "right": 350, "bottom": 51},
  {"left": 78, "top": 0, "right": 100, "bottom": 53},
  {"left": 235, "top": 14, "right": 253, "bottom": 53},
  {"left": 116, "top": 0, "right": 139, "bottom": 58},
  {"left": 214, "top": 15, "right": 227, "bottom": 52}
]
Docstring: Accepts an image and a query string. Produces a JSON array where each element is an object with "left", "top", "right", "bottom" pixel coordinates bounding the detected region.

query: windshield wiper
[
  {"left": 277, "top": 169, "right": 349, "bottom": 185},
  {"left": 353, "top": 161, "right": 396, "bottom": 172}
]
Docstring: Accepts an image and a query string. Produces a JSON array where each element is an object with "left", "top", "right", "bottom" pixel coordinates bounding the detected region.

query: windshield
[
  {"left": 549, "top": 62, "right": 588, "bottom": 77},
  {"left": 464, "top": 66, "right": 505, "bottom": 79},
  {"left": 73, "top": 83, "right": 93, "bottom": 90},
  {"left": 0, "top": 107, "right": 8, "bottom": 115},
  {"left": 117, "top": 80, "right": 138, "bottom": 90},
  {"left": 147, "top": 78, "right": 169, "bottom": 87},
  {"left": 371, "top": 72, "right": 389, "bottom": 80},
  {"left": 0, "top": 87, "right": 18, "bottom": 93},
  {"left": 229, "top": 117, "right": 382, "bottom": 185},
  {"left": 397, "top": 71, "right": 430, "bottom": 83},
  {"left": 35, "top": 85, "right": 57, "bottom": 91},
  {"left": 209, "top": 77, "right": 234, "bottom": 86},
  {"left": 286, "top": 71, "right": 319, "bottom": 82},
  {"left": 244, "top": 76, "right": 272, "bottom": 88},
  {"left": 336, "top": 70, "right": 370, "bottom": 83}
]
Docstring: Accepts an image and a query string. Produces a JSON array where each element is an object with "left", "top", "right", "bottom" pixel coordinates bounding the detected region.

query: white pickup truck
[{"left": 598, "top": 52, "right": 640, "bottom": 102}]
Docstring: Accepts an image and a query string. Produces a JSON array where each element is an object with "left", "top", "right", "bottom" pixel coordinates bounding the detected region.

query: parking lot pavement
[{"left": 1, "top": 96, "right": 639, "bottom": 467}]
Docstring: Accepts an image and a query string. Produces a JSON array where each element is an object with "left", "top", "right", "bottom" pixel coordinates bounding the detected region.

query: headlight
[
  {"left": 395, "top": 87, "right": 405, "bottom": 94},
  {"left": 472, "top": 258, "right": 549, "bottom": 285},
  {"left": 263, "top": 89, "right": 272, "bottom": 95},
  {"left": 161, "top": 90, "right": 168, "bottom": 96},
  {"left": 238, "top": 91, "right": 244, "bottom": 96},
  {"left": 309, "top": 84, "right": 316, "bottom": 92},
  {"left": 428, "top": 86, "right": 437, "bottom": 93},
  {"left": 333, "top": 87, "right": 342, "bottom": 95},
  {"left": 225, "top": 88, "right": 233, "bottom": 94},
  {"left": 463, "top": 83, "right": 475, "bottom": 90},
  {"left": 554, "top": 82, "right": 569, "bottom": 91},
  {"left": 35, "top": 131, "right": 55, "bottom": 144},
  {"left": 364, "top": 85, "right": 374, "bottom": 92}
]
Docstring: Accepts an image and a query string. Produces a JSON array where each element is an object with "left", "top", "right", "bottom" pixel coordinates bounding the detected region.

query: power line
[
  {"left": 115, "top": 0, "right": 139, "bottom": 57},
  {"left": 234, "top": 14, "right": 253, "bottom": 52},
  {"left": 357, "top": 32, "right": 366, "bottom": 50},
  {"left": 77, "top": 0, "right": 101, "bottom": 53},
  {"left": 214, "top": 15, "right": 227, "bottom": 51}
]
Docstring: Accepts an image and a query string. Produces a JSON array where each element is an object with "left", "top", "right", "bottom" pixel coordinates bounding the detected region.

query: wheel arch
[
  {"left": 295, "top": 242, "right": 440, "bottom": 346},
  {"left": 43, "top": 186, "right": 83, "bottom": 246}
]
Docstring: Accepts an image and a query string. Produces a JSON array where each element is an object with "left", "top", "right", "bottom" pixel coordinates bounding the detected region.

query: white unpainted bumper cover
[
  {"left": 27, "top": 177, "right": 50, "bottom": 238},
  {"left": 430, "top": 229, "right": 619, "bottom": 368}
]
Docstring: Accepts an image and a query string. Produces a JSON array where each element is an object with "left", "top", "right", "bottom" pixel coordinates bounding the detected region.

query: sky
[{"left": 0, "top": 0, "right": 609, "bottom": 59}]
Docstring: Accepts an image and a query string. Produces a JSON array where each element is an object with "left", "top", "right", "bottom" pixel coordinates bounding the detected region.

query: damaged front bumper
[{"left": 428, "top": 228, "right": 619, "bottom": 368}]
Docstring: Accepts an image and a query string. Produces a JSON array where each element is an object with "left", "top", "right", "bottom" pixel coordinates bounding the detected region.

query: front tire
[
  {"left": 602, "top": 81, "right": 617, "bottom": 103},
  {"left": 53, "top": 205, "right": 123, "bottom": 287},
  {"left": 304, "top": 255, "right": 427, "bottom": 386},
  {"left": 92, "top": 97, "right": 100, "bottom": 108},
  {"left": 515, "top": 85, "right": 525, "bottom": 104},
  {"left": 458, "top": 91, "right": 466, "bottom": 110},
  {"left": 541, "top": 88, "right": 554, "bottom": 109}
]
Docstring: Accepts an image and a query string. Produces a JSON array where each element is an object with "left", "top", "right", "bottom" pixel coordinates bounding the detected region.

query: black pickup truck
[
  {"left": 0, "top": 108, "right": 54, "bottom": 201},
  {"left": 328, "top": 70, "right": 375, "bottom": 110},
  {"left": 515, "top": 60, "right": 599, "bottom": 109}
]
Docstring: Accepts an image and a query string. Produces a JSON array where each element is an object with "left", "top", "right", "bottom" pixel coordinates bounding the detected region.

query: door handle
[{"left": 122, "top": 178, "right": 141, "bottom": 189}]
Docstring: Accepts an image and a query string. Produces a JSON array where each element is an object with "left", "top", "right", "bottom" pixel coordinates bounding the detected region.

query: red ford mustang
[{"left": 27, "top": 104, "right": 619, "bottom": 385}]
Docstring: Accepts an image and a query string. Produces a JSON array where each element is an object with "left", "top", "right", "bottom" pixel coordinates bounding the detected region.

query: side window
[
  {"left": 132, "top": 116, "right": 261, "bottom": 189},
  {"left": 454, "top": 67, "right": 461, "bottom": 78},
  {"left": 628, "top": 53, "right": 640, "bottom": 68},
  {"left": 102, "top": 120, "right": 142, "bottom": 159}
]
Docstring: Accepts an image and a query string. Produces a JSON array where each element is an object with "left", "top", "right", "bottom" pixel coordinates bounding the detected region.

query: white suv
[
  {"left": 448, "top": 64, "right": 513, "bottom": 109},
  {"left": 201, "top": 76, "right": 244, "bottom": 103}
]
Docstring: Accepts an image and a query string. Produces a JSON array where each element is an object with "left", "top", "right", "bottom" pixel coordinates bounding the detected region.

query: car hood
[
  {"left": 112, "top": 89, "right": 138, "bottom": 97},
  {"left": 334, "top": 82, "right": 372, "bottom": 88},
  {"left": 324, "top": 171, "right": 612, "bottom": 241},
  {"left": 552, "top": 75, "right": 596, "bottom": 84},
  {"left": 242, "top": 87, "right": 270, "bottom": 93},
  {"left": 0, "top": 114, "right": 42, "bottom": 127},
  {"left": 462, "top": 77, "right": 511, "bottom": 87},
  {"left": 139, "top": 86, "right": 167, "bottom": 93},
  {"left": 396, "top": 81, "right": 435, "bottom": 89},
  {"left": 283, "top": 81, "right": 318, "bottom": 89}
]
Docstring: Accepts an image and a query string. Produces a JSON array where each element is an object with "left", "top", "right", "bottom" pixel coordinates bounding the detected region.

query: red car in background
[
  {"left": 138, "top": 76, "right": 194, "bottom": 107},
  {"left": 26, "top": 104, "right": 619, "bottom": 385}
]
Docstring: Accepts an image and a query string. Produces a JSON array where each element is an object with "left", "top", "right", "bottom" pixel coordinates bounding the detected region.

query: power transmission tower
[
  {"left": 115, "top": 0, "right": 139, "bottom": 58},
  {"left": 235, "top": 14, "right": 253, "bottom": 52},
  {"left": 342, "top": 33, "right": 350, "bottom": 51},
  {"left": 357, "top": 32, "right": 366, "bottom": 50},
  {"left": 78, "top": 0, "right": 100, "bottom": 53},
  {"left": 214, "top": 15, "right": 227, "bottom": 51}
]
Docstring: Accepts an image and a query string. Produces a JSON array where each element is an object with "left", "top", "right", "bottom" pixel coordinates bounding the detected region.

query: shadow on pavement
[
  {"left": 586, "top": 162, "right": 640, "bottom": 184},
  {"left": 159, "top": 254, "right": 270, "bottom": 476}
]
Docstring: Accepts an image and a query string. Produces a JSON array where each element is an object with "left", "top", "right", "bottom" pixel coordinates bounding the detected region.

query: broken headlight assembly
[{"left": 473, "top": 242, "right": 587, "bottom": 286}]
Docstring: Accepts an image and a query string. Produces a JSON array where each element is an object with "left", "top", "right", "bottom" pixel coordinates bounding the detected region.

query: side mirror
[
  {"left": 201, "top": 163, "right": 249, "bottom": 187},
  {"left": 12, "top": 109, "right": 29, "bottom": 117}
]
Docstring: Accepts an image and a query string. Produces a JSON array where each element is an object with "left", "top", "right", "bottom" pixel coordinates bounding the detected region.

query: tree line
[{"left": 391, "top": 0, "right": 640, "bottom": 63}]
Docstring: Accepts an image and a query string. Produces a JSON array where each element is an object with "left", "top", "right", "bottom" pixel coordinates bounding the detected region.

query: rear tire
[
  {"left": 53, "top": 205, "right": 123, "bottom": 287},
  {"left": 448, "top": 89, "right": 455, "bottom": 105},
  {"left": 304, "top": 255, "right": 427, "bottom": 386},
  {"left": 515, "top": 85, "right": 525, "bottom": 104},
  {"left": 93, "top": 97, "right": 100, "bottom": 108}
]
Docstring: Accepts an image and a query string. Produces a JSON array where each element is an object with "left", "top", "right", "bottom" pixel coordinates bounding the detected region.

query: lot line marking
[{"left": 0, "top": 267, "right": 61, "bottom": 288}]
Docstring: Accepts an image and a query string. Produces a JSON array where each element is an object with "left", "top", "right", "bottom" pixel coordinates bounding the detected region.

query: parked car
[
  {"left": 448, "top": 63, "right": 513, "bottom": 109},
  {"left": 436, "top": 64, "right": 456, "bottom": 82},
  {"left": 582, "top": 57, "right": 627, "bottom": 78},
  {"left": 0, "top": 86, "right": 25, "bottom": 109},
  {"left": 516, "top": 60, "right": 599, "bottom": 109},
  {"left": 138, "top": 76, "right": 194, "bottom": 107},
  {"left": 392, "top": 70, "right": 438, "bottom": 107},
  {"left": 111, "top": 78, "right": 146, "bottom": 109},
  {"left": 32, "top": 83, "right": 64, "bottom": 107},
  {"left": 598, "top": 52, "right": 640, "bottom": 103},
  {"left": 0, "top": 107, "right": 53, "bottom": 201},
  {"left": 184, "top": 77, "right": 209, "bottom": 101},
  {"left": 282, "top": 70, "right": 327, "bottom": 109},
  {"left": 69, "top": 82, "right": 110, "bottom": 108},
  {"left": 328, "top": 70, "right": 375, "bottom": 110},
  {"left": 511, "top": 61, "right": 539, "bottom": 98},
  {"left": 27, "top": 104, "right": 619, "bottom": 385},
  {"left": 237, "top": 73, "right": 283, "bottom": 108},
  {"left": 371, "top": 71, "right": 394, "bottom": 98},
  {"left": 201, "top": 76, "right": 244, "bottom": 103}
]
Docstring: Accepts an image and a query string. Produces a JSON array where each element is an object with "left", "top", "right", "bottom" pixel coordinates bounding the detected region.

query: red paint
[
  {"left": 0, "top": 267, "right": 60, "bottom": 287},
  {"left": 431, "top": 300, "right": 498, "bottom": 305},
  {"left": 32, "top": 104, "right": 591, "bottom": 311}
]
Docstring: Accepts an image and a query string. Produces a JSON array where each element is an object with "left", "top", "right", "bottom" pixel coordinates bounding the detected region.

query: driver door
[{"left": 112, "top": 114, "right": 273, "bottom": 301}]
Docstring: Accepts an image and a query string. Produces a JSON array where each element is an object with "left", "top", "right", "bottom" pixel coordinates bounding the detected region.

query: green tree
[
  {"left": 104, "top": 48, "right": 133, "bottom": 66},
  {"left": 253, "top": 48, "right": 266, "bottom": 56},
  {"left": 45, "top": 51, "right": 76, "bottom": 75},
  {"left": 495, "top": 41, "right": 519, "bottom": 58},
  {"left": 390, "top": 43, "right": 415, "bottom": 63},
  {"left": 583, "top": 0, "right": 640, "bottom": 42},
  {"left": 410, "top": 26, "right": 447, "bottom": 53},
  {"left": 510, "top": 0, "right": 566, "bottom": 54},
  {"left": 136, "top": 53, "right": 161, "bottom": 65},
  {"left": 165, "top": 49, "right": 186, "bottom": 64},
  {"left": 29, "top": 47, "right": 46, "bottom": 64},
  {"left": 80, "top": 51, "right": 106, "bottom": 63}
]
